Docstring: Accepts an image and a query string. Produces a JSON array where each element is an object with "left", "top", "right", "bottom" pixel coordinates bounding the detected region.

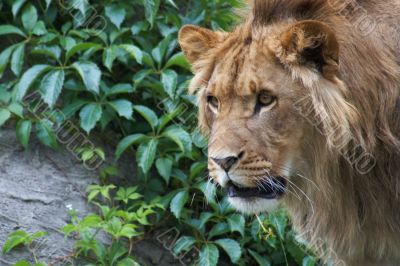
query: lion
[{"left": 178, "top": 0, "right": 400, "bottom": 265}]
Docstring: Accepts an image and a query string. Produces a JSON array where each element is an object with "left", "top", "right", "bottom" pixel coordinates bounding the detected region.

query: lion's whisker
[
  {"left": 262, "top": 171, "right": 303, "bottom": 201},
  {"left": 263, "top": 169, "right": 314, "bottom": 213},
  {"left": 267, "top": 163, "right": 320, "bottom": 192},
  {"left": 277, "top": 174, "right": 315, "bottom": 217},
  {"left": 253, "top": 174, "right": 302, "bottom": 201}
]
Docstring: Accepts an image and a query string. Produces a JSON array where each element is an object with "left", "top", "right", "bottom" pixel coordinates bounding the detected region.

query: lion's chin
[{"left": 228, "top": 197, "right": 280, "bottom": 215}]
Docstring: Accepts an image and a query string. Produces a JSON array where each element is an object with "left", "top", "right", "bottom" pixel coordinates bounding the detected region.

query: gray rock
[
  {"left": 0, "top": 128, "right": 183, "bottom": 266},
  {"left": 0, "top": 128, "right": 98, "bottom": 265}
]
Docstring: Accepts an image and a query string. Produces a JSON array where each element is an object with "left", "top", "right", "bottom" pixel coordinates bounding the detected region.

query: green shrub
[{"left": 0, "top": 0, "right": 317, "bottom": 265}]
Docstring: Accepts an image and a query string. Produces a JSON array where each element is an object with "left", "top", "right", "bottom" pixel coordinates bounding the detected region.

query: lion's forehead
[
  {"left": 207, "top": 57, "right": 289, "bottom": 99},
  {"left": 204, "top": 33, "right": 289, "bottom": 97}
]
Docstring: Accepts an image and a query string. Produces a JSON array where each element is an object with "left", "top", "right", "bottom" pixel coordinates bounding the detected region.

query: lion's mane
[{"left": 248, "top": 1, "right": 400, "bottom": 264}]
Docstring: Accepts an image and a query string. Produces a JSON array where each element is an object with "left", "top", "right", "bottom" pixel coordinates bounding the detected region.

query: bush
[{"left": 0, "top": 0, "right": 317, "bottom": 265}]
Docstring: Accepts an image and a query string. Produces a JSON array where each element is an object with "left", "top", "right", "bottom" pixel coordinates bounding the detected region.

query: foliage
[
  {"left": 61, "top": 183, "right": 160, "bottom": 265},
  {"left": 0, "top": 0, "right": 318, "bottom": 265},
  {"left": 2, "top": 230, "right": 47, "bottom": 265}
]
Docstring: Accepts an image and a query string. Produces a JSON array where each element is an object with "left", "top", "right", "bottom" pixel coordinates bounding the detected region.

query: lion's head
[{"left": 178, "top": 7, "right": 360, "bottom": 214}]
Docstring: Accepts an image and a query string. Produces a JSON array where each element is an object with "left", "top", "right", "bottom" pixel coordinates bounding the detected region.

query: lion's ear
[
  {"left": 179, "top": 25, "right": 224, "bottom": 67},
  {"left": 277, "top": 20, "right": 339, "bottom": 80}
]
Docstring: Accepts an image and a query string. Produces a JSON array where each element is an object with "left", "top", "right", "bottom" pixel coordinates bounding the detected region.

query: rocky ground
[{"left": 0, "top": 128, "right": 181, "bottom": 266}]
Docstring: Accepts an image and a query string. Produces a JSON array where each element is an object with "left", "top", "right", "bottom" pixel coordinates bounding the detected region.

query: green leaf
[
  {"left": 0, "top": 45, "right": 17, "bottom": 78},
  {"left": 87, "top": 189, "right": 100, "bottom": 202},
  {"left": 72, "top": 61, "right": 101, "bottom": 94},
  {"left": 269, "top": 211, "right": 288, "bottom": 239},
  {"left": 31, "top": 45, "right": 61, "bottom": 61},
  {"left": 16, "top": 64, "right": 51, "bottom": 101},
  {"left": 152, "top": 35, "right": 171, "bottom": 65},
  {"left": 0, "top": 88, "right": 11, "bottom": 104},
  {"left": 36, "top": 119, "right": 57, "bottom": 149},
  {"left": 79, "top": 214, "right": 103, "bottom": 228},
  {"left": 102, "top": 46, "right": 118, "bottom": 71},
  {"left": 165, "top": 52, "right": 191, "bottom": 71},
  {"left": 157, "top": 105, "right": 184, "bottom": 133},
  {"left": 16, "top": 120, "right": 31, "bottom": 149},
  {"left": 0, "top": 109, "right": 11, "bottom": 127},
  {"left": 157, "top": 22, "right": 176, "bottom": 37},
  {"left": 14, "top": 260, "right": 30, "bottom": 266},
  {"left": 66, "top": 43, "right": 102, "bottom": 62},
  {"left": 227, "top": 214, "right": 245, "bottom": 236},
  {"left": 108, "top": 99, "right": 132, "bottom": 119},
  {"left": 2, "top": 230, "right": 28, "bottom": 254},
  {"left": 131, "top": 21, "right": 148, "bottom": 35},
  {"left": 196, "top": 181, "right": 216, "bottom": 205},
  {"left": 155, "top": 157, "right": 173, "bottom": 184},
  {"left": 115, "top": 187, "right": 142, "bottom": 204},
  {"left": 45, "top": 0, "right": 52, "bottom": 9},
  {"left": 8, "top": 103, "right": 24, "bottom": 118},
  {"left": 70, "top": 0, "right": 88, "bottom": 15},
  {"left": 38, "top": 33, "right": 57, "bottom": 44},
  {"left": 12, "top": 0, "right": 26, "bottom": 17},
  {"left": 79, "top": 103, "right": 102, "bottom": 133},
  {"left": 115, "top": 133, "right": 147, "bottom": 160},
  {"left": 133, "top": 69, "right": 152, "bottom": 88},
  {"left": 81, "top": 150, "right": 94, "bottom": 162},
  {"left": 117, "top": 258, "right": 140, "bottom": 266},
  {"left": 32, "top": 21, "right": 47, "bottom": 36},
  {"left": 170, "top": 190, "right": 188, "bottom": 219},
  {"left": 143, "top": 0, "right": 160, "bottom": 28},
  {"left": 109, "top": 242, "right": 128, "bottom": 264},
  {"left": 142, "top": 52, "right": 155, "bottom": 69},
  {"left": 199, "top": 212, "right": 214, "bottom": 229},
  {"left": 190, "top": 162, "right": 207, "bottom": 179},
  {"left": 0, "top": 25, "right": 26, "bottom": 37},
  {"left": 119, "top": 44, "right": 143, "bottom": 64},
  {"left": 110, "top": 28, "right": 130, "bottom": 44},
  {"left": 27, "top": 231, "right": 47, "bottom": 243},
  {"left": 285, "top": 236, "right": 306, "bottom": 263},
  {"left": 21, "top": 4, "right": 38, "bottom": 32},
  {"left": 107, "top": 83, "right": 134, "bottom": 96},
  {"left": 39, "top": 70, "right": 65, "bottom": 107},
  {"left": 105, "top": 4, "right": 126, "bottom": 29},
  {"left": 166, "top": 0, "right": 178, "bottom": 8},
  {"left": 173, "top": 236, "right": 196, "bottom": 255},
  {"left": 208, "top": 223, "right": 230, "bottom": 239},
  {"left": 215, "top": 239, "right": 241, "bottom": 263},
  {"left": 303, "top": 256, "right": 317, "bottom": 266},
  {"left": 61, "top": 99, "right": 87, "bottom": 118},
  {"left": 11, "top": 43, "right": 25, "bottom": 76},
  {"left": 248, "top": 249, "right": 271, "bottom": 266},
  {"left": 161, "top": 69, "right": 177, "bottom": 99},
  {"left": 198, "top": 243, "right": 219, "bottom": 266},
  {"left": 162, "top": 126, "right": 192, "bottom": 154},
  {"left": 136, "top": 138, "right": 159, "bottom": 174},
  {"left": 133, "top": 105, "right": 158, "bottom": 130}
]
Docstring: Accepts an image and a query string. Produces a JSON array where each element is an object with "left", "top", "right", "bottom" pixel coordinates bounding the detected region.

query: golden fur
[{"left": 179, "top": 0, "right": 400, "bottom": 265}]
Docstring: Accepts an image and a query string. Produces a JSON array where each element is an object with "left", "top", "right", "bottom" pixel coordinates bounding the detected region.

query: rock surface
[
  {"left": 0, "top": 128, "right": 98, "bottom": 265},
  {"left": 0, "top": 128, "right": 181, "bottom": 265}
]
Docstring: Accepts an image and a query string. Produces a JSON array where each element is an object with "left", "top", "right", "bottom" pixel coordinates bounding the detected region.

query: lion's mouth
[{"left": 225, "top": 177, "right": 287, "bottom": 199}]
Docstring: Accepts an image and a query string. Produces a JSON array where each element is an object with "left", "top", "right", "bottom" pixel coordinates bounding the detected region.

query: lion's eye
[
  {"left": 258, "top": 91, "right": 276, "bottom": 107},
  {"left": 207, "top": 95, "right": 219, "bottom": 110}
]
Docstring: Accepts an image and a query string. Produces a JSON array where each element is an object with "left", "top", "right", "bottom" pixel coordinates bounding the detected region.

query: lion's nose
[{"left": 212, "top": 156, "right": 239, "bottom": 172}]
